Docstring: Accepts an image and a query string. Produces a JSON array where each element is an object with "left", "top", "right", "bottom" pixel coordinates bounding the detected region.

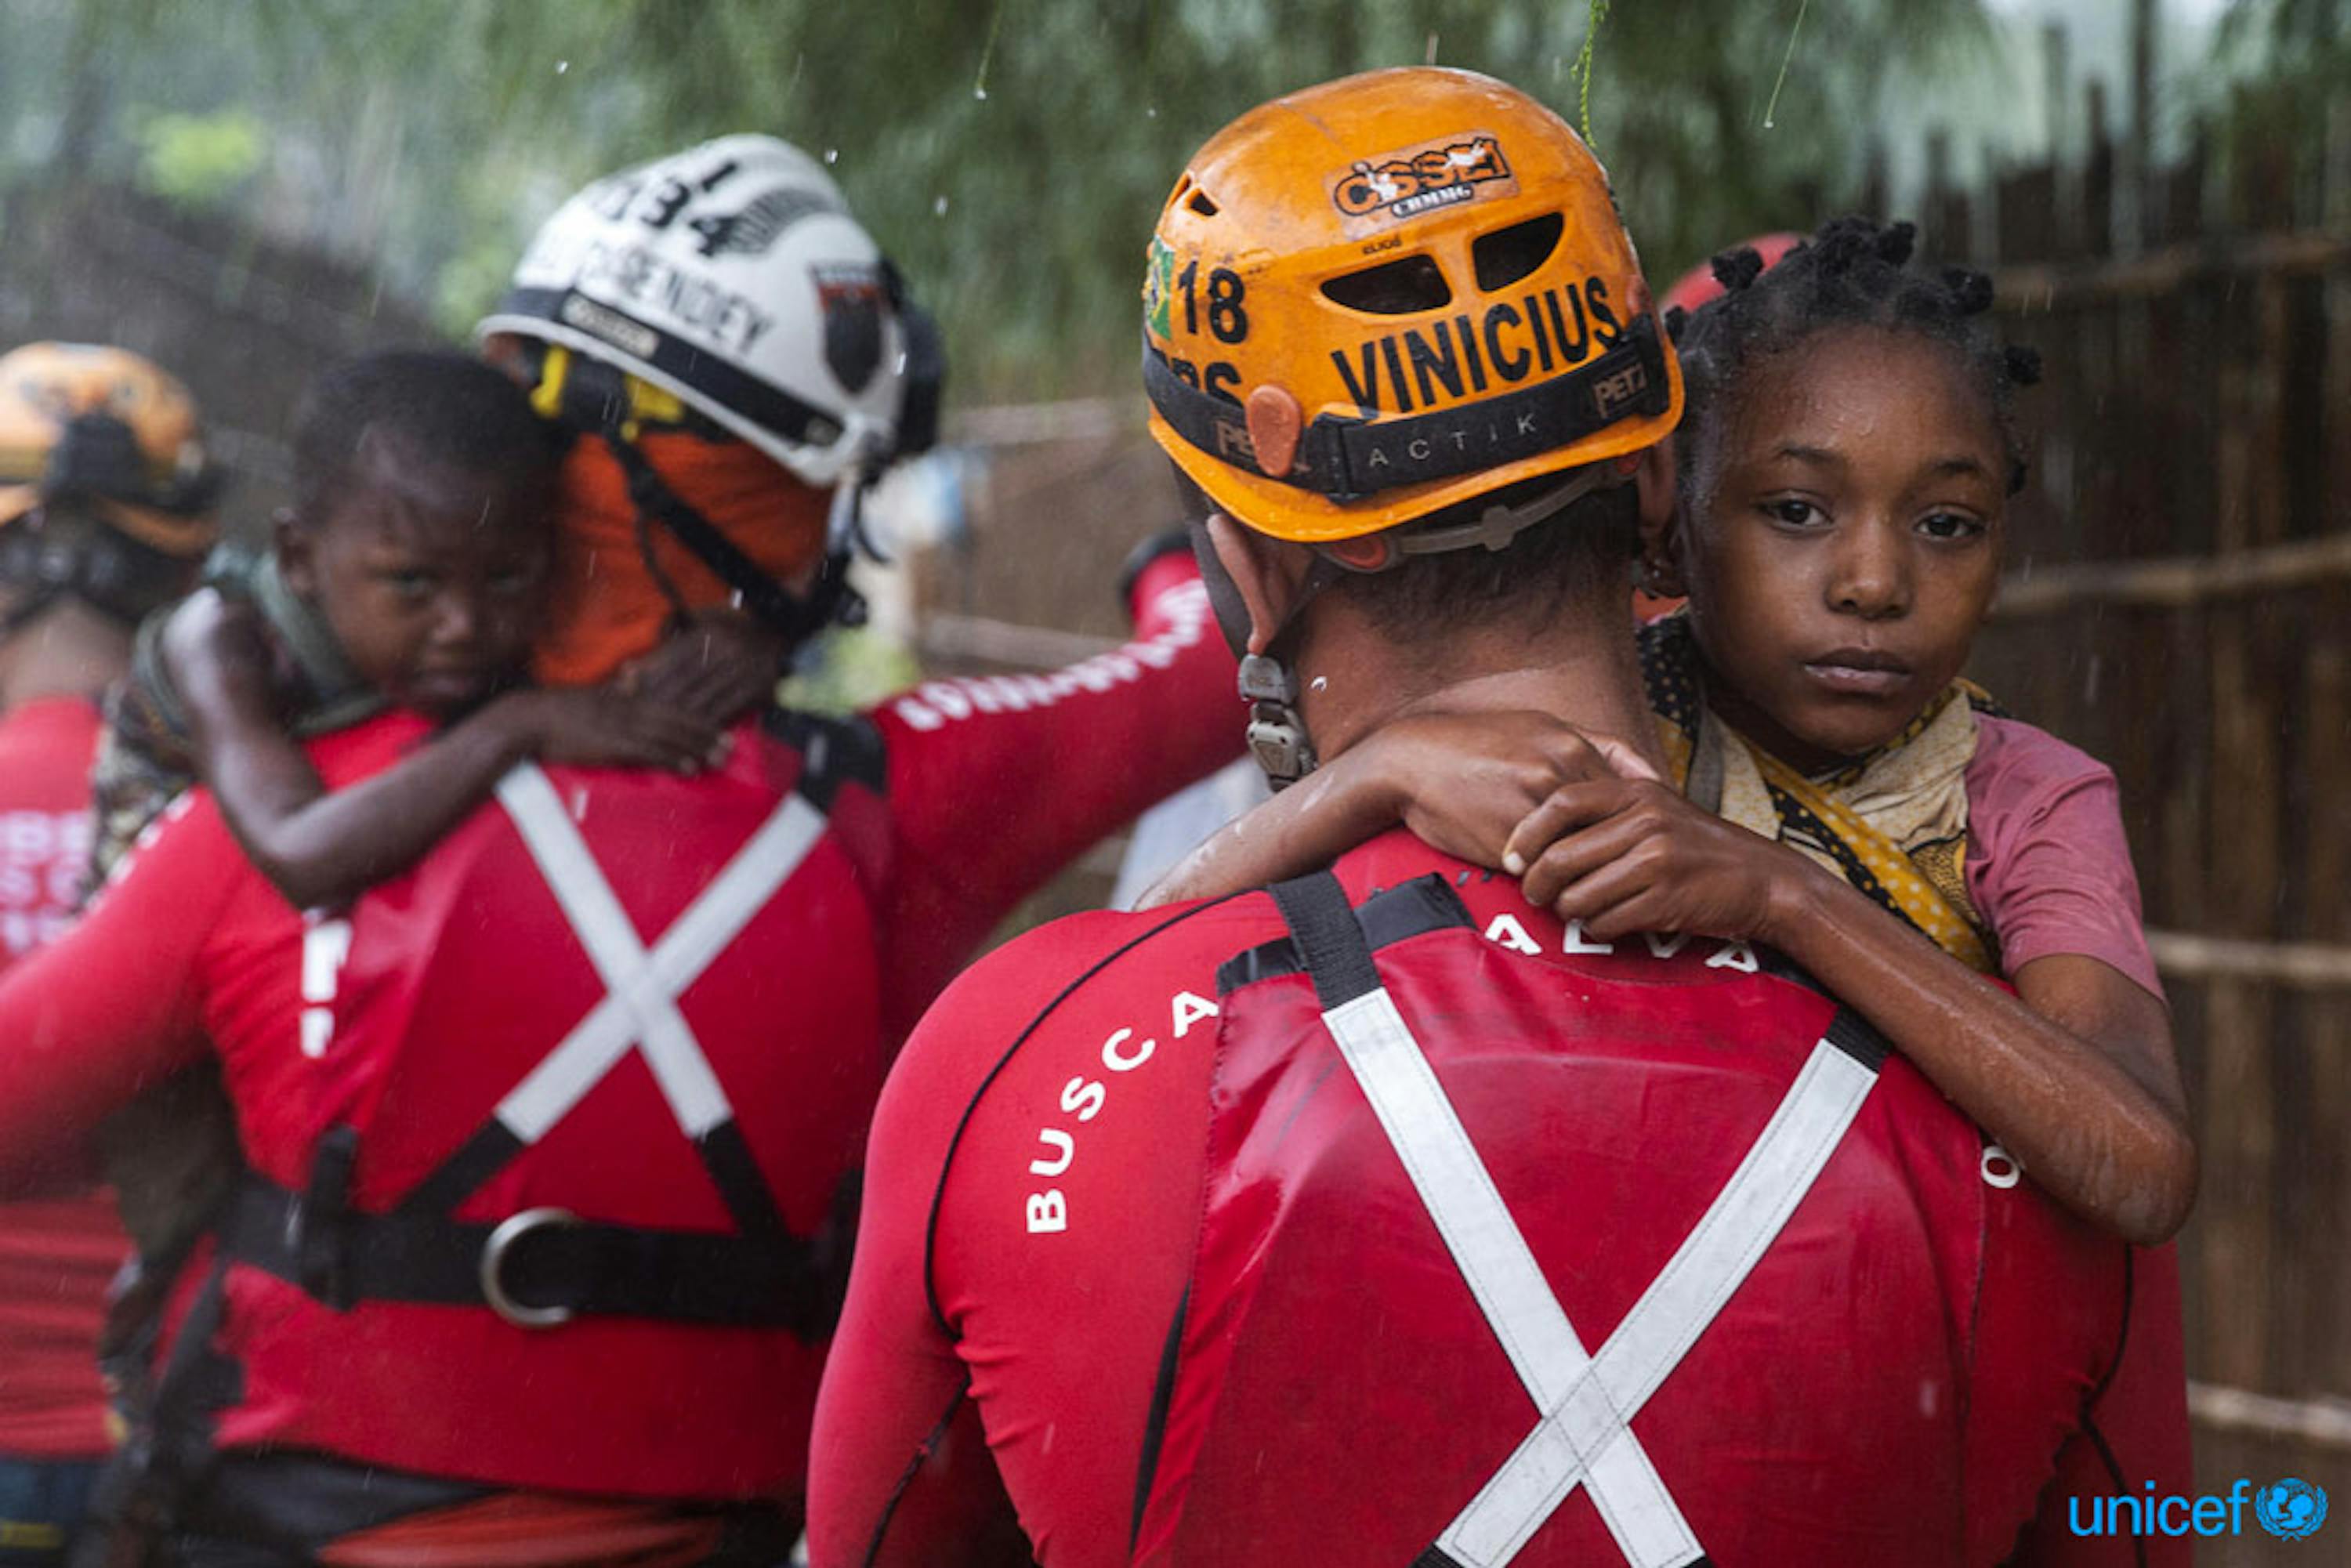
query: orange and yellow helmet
[
  {"left": 0, "top": 342, "right": 220, "bottom": 556},
  {"left": 1143, "top": 67, "right": 1682, "bottom": 545}
]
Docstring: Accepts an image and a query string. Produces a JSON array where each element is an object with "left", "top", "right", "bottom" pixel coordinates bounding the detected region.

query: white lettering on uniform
[
  {"left": 1060, "top": 1077, "right": 1107, "bottom": 1122},
  {"left": 1483, "top": 912, "right": 1543, "bottom": 955},
  {"left": 1101, "top": 1027, "right": 1155, "bottom": 1072},
  {"left": 1171, "top": 990, "right": 1219, "bottom": 1040},
  {"left": 891, "top": 583, "right": 1215, "bottom": 733},
  {"left": 1561, "top": 918, "right": 1614, "bottom": 954},
  {"left": 299, "top": 915, "right": 353, "bottom": 1059},
  {"left": 1705, "top": 940, "right": 1759, "bottom": 972},
  {"left": 1030, "top": 1128, "right": 1075, "bottom": 1177},
  {"left": 1643, "top": 932, "right": 1691, "bottom": 959},
  {"left": 1022, "top": 982, "right": 1221, "bottom": 1239}
]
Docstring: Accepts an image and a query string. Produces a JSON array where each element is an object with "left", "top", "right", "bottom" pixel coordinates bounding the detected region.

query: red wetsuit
[
  {"left": 810, "top": 827, "right": 2192, "bottom": 1567},
  {"left": 0, "top": 557, "right": 1236, "bottom": 1515},
  {"left": 0, "top": 696, "right": 121, "bottom": 1464}
]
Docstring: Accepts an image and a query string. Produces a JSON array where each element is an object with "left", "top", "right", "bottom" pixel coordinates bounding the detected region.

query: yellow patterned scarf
[{"left": 1639, "top": 611, "right": 2001, "bottom": 973}]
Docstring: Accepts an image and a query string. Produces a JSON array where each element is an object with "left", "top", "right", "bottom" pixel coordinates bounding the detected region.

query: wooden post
[
  {"left": 2084, "top": 79, "right": 2114, "bottom": 259},
  {"left": 2128, "top": 0, "right": 2159, "bottom": 251}
]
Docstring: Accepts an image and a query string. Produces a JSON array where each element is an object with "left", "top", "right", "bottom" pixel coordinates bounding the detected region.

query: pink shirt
[{"left": 1964, "top": 715, "right": 2163, "bottom": 1000}]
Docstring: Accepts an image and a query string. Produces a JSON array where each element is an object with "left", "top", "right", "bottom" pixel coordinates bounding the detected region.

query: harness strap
[
  {"left": 374, "top": 748, "right": 853, "bottom": 1335},
  {"left": 216, "top": 1172, "right": 824, "bottom": 1331},
  {"left": 1144, "top": 314, "right": 1670, "bottom": 502},
  {"left": 601, "top": 430, "right": 864, "bottom": 644},
  {"left": 1264, "top": 872, "right": 1885, "bottom": 1568}
]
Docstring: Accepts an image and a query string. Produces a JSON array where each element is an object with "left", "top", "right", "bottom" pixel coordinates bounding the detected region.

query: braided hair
[{"left": 1665, "top": 215, "right": 2042, "bottom": 509}]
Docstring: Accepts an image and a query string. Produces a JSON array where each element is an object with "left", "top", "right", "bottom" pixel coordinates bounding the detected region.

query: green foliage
[
  {"left": 0, "top": 0, "right": 1998, "bottom": 397},
  {"left": 132, "top": 109, "right": 265, "bottom": 206}
]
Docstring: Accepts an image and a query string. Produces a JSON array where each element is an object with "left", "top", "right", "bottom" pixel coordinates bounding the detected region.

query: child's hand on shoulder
[
  {"left": 1368, "top": 708, "right": 1658, "bottom": 868},
  {"left": 1507, "top": 777, "right": 1819, "bottom": 944},
  {"left": 491, "top": 685, "right": 730, "bottom": 776},
  {"left": 161, "top": 587, "right": 274, "bottom": 696},
  {"left": 618, "top": 608, "right": 786, "bottom": 730}
]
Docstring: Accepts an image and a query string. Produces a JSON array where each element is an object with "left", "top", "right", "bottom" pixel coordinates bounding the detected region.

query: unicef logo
[{"left": 2255, "top": 1479, "right": 2328, "bottom": 1541}]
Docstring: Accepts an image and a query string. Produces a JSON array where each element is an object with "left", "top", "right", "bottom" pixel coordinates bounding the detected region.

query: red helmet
[{"left": 1661, "top": 233, "right": 1802, "bottom": 317}]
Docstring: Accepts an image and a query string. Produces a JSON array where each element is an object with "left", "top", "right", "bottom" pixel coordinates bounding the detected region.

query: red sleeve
[
  {"left": 0, "top": 796, "right": 229, "bottom": 1196},
  {"left": 807, "top": 926, "right": 1103, "bottom": 1568},
  {"left": 2005, "top": 1244, "right": 2195, "bottom": 1566},
  {"left": 864, "top": 554, "right": 1241, "bottom": 1036}
]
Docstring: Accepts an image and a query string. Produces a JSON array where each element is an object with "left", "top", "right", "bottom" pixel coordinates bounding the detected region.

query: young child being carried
[
  {"left": 92, "top": 348, "right": 773, "bottom": 911},
  {"left": 1149, "top": 215, "right": 2194, "bottom": 1246}
]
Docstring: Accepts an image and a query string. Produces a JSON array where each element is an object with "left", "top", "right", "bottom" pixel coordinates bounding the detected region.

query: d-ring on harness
[
  {"left": 220, "top": 755, "right": 860, "bottom": 1337},
  {"left": 1264, "top": 872, "right": 1887, "bottom": 1567}
]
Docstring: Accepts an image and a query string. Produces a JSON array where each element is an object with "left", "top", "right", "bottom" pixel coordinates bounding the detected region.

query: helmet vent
[
  {"left": 1472, "top": 213, "right": 1565, "bottom": 292},
  {"left": 1320, "top": 254, "right": 1452, "bottom": 315},
  {"left": 1187, "top": 190, "right": 1220, "bottom": 217}
]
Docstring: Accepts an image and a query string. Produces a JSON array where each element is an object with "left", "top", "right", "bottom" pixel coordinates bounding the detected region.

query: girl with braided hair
[{"left": 1150, "top": 214, "right": 2195, "bottom": 1251}]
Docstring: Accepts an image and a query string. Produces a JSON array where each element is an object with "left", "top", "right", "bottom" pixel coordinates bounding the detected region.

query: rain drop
[
  {"left": 554, "top": 60, "right": 569, "bottom": 74},
  {"left": 824, "top": 148, "right": 839, "bottom": 165},
  {"left": 933, "top": 194, "right": 950, "bottom": 217},
  {"left": 974, "top": 85, "right": 988, "bottom": 100}
]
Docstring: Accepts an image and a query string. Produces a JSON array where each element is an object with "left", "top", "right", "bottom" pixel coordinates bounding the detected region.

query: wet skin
[
  {"left": 279, "top": 435, "right": 551, "bottom": 719},
  {"left": 1672, "top": 324, "right": 2009, "bottom": 774}
]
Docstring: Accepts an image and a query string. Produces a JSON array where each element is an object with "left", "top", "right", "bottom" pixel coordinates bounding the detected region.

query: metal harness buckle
[{"left": 480, "top": 1207, "right": 581, "bottom": 1330}]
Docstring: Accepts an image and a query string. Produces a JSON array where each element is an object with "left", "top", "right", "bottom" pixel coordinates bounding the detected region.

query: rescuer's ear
[{"left": 1203, "top": 511, "right": 1316, "bottom": 658}]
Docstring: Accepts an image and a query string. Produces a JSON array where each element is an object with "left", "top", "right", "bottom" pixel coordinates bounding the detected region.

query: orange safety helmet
[
  {"left": 0, "top": 342, "right": 220, "bottom": 557},
  {"left": 1143, "top": 67, "right": 1682, "bottom": 545}
]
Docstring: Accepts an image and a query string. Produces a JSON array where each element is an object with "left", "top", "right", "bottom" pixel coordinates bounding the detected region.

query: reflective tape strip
[
  {"left": 1437, "top": 1037, "right": 1878, "bottom": 1567},
  {"left": 1320, "top": 988, "right": 1701, "bottom": 1568},
  {"left": 492, "top": 765, "right": 824, "bottom": 1141}
]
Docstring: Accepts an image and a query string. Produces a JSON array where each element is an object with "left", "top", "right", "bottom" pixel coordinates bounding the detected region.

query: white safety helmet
[{"left": 479, "top": 135, "right": 925, "bottom": 489}]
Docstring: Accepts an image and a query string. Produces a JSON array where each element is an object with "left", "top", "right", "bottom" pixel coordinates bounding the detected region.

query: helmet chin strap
[
  {"left": 1185, "top": 514, "right": 1346, "bottom": 792},
  {"left": 1188, "top": 465, "right": 1625, "bottom": 791},
  {"left": 601, "top": 430, "right": 867, "bottom": 651}
]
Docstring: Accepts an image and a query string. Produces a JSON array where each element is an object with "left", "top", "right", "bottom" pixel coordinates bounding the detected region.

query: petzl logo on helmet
[
  {"left": 814, "top": 264, "right": 886, "bottom": 395},
  {"left": 1329, "top": 133, "right": 1515, "bottom": 233}
]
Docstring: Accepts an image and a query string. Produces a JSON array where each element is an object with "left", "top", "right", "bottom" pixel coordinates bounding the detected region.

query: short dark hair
[
  {"left": 1336, "top": 472, "right": 1640, "bottom": 643},
  {"left": 1668, "top": 215, "right": 2043, "bottom": 510},
  {"left": 290, "top": 349, "right": 558, "bottom": 526}
]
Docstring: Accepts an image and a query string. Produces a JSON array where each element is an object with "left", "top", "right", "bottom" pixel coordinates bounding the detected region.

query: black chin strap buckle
[{"left": 1239, "top": 654, "right": 1316, "bottom": 790}]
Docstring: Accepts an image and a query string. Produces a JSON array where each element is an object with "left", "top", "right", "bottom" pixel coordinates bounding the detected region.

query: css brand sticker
[
  {"left": 2256, "top": 1479, "right": 2327, "bottom": 1541},
  {"left": 1329, "top": 133, "right": 1515, "bottom": 233}
]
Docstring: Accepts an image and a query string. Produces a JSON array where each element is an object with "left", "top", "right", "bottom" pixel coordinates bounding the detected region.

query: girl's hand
[
  {"left": 1507, "top": 778, "right": 1814, "bottom": 943},
  {"left": 495, "top": 686, "right": 729, "bottom": 774},
  {"left": 620, "top": 609, "right": 787, "bottom": 729},
  {"left": 1139, "top": 710, "right": 1654, "bottom": 907},
  {"left": 1377, "top": 709, "right": 1658, "bottom": 868}
]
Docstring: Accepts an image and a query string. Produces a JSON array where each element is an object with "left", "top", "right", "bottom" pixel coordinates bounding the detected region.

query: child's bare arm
[
  {"left": 1139, "top": 709, "right": 1645, "bottom": 907},
  {"left": 168, "top": 596, "right": 729, "bottom": 911},
  {"left": 1506, "top": 779, "right": 2195, "bottom": 1244}
]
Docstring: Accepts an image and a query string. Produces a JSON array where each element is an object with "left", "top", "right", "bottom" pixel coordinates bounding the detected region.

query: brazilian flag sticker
[{"left": 1146, "top": 237, "right": 1176, "bottom": 339}]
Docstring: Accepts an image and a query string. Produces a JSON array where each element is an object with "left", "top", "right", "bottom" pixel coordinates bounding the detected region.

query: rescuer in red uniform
[
  {"left": 0, "top": 344, "right": 219, "bottom": 1568},
  {"left": 0, "top": 139, "right": 1237, "bottom": 1566},
  {"left": 808, "top": 69, "right": 2188, "bottom": 1568}
]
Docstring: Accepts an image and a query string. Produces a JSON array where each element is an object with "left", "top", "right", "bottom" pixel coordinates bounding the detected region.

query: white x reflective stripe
[
  {"left": 1437, "top": 1039, "right": 1878, "bottom": 1567},
  {"left": 1320, "top": 989, "right": 1700, "bottom": 1568},
  {"left": 491, "top": 764, "right": 827, "bottom": 1143},
  {"left": 1318, "top": 987, "right": 1878, "bottom": 1568}
]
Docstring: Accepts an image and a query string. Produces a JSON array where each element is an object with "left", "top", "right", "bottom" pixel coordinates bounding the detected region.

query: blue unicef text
[{"left": 2068, "top": 1478, "right": 2329, "bottom": 1541}]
